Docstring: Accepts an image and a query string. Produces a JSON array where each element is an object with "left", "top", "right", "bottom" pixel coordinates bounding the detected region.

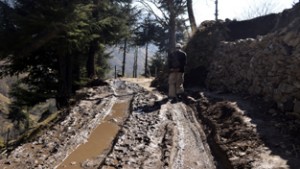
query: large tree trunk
[
  {"left": 187, "top": 0, "right": 197, "bottom": 33},
  {"left": 86, "top": 40, "right": 97, "bottom": 78},
  {"left": 144, "top": 42, "right": 149, "bottom": 77},
  {"left": 167, "top": 0, "right": 176, "bottom": 54},
  {"left": 86, "top": 0, "right": 101, "bottom": 79},
  {"left": 73, "top": 54, "right": 81, "bottom": 91},
  {"left": 56, "top": 54, "right": 73, "bottom": 108},
  {"left": 133, "top": 47, "right": 138, "bottom": 78}
]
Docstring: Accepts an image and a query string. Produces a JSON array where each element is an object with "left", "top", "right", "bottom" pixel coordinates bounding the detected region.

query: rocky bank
[{"left": 186, "top": 3, "right": 300, "bottom": 117}]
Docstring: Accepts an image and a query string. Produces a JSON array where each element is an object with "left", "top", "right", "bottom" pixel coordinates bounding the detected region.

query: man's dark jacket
[{"left": 168, "top": 49, "right": 187, "bottom": 73}]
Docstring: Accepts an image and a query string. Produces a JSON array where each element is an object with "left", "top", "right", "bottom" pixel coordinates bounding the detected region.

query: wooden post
[
  {"left": 215, "top": 0, "right": 219, "bottom": 21},
  {"left": 122, "top": 39, "right": 127, "bottom": 77},
  {"left": 144, "top": 43, "right": 149, "bottom": 77},
  {"left": 133, "top": 47, "right": 138, "bottom": 78}
]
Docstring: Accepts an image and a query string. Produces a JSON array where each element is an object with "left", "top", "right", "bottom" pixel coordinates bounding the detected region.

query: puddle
[{"left": 56, "top": 101, "right": 130, "bottom": 169}]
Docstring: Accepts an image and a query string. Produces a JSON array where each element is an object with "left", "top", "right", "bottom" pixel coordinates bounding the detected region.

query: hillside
[
  {"left": 0, "top": 93, "right": 11, "bottom": 146},
  {"left": 0, "top": 93, "right": 10, "bottom": 113},
  {"left": 0, "top": 62, "right": 15, "bottom": 121},
  {"left": 0, "top": 79, "right": 12, "bottom": 144}
]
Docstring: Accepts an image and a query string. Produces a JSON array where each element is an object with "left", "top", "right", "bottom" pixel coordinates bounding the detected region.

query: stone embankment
[
  {"left": 187, "top": 3, "right": 300, "bottom": 115},
  {"left": 206, "top": 16, "right": 300, "bottom": 114}
]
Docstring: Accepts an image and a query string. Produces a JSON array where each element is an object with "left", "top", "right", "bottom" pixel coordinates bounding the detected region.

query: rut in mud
[
  {"left": 100, "top": 89, "right": 215, "bottom": 169},
  {"left": 0, "top": 79, "right": 299, "bottom": 169}
]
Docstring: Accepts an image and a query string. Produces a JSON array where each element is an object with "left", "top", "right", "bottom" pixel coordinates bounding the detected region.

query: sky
[{"left": 193, "top": 0, "right": 297, "bottom": 24}]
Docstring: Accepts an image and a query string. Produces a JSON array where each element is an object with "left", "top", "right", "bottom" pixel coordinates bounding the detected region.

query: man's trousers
[{"left": 168, "top": 72, "right": 184, "bottom": 98}]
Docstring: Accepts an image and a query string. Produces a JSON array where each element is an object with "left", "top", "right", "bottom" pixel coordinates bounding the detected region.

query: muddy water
[{"left": 56, "top": 100, "right": 130, "bottom": 169}]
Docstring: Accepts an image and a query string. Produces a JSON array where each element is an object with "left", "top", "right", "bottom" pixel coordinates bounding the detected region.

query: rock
[
  {"left": 283, "top": 97, "right": 294, "bottom": 112},
  {"left": 293, "top": 99, "right": 300, "bottom": 113},
  {"left": 205, "top": 18, "right": 300, "bottom": 112},
  {"left": 71, "top": 161, "right": 76, "bottom": 165}
]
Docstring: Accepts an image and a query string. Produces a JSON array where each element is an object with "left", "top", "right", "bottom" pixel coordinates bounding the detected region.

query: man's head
[{"left": 175, "top": 43, "right": 182, "bottom": 49}]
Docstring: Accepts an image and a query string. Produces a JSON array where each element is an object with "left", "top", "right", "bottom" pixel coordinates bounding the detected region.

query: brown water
[{"left": 56, "top": 100, "right": 130, "bottom": 169}]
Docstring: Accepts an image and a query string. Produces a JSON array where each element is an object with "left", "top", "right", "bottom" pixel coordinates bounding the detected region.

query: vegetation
[
  {"left": 136, "top": 0, "right": 188, "bottom": 52},
  {"left": 133, "top": 0, "right": 197, "bottom": 79},
  {"left": 0, "top": 0, "right": 134, "bottom": 142},
  {"left": 0, "top": 0, "right": 198, "bottom": 144}
]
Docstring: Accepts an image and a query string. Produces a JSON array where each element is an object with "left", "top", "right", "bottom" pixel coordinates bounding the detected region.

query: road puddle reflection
[{"left": 57, "top": 101, "right": 130, "bottom": 169}]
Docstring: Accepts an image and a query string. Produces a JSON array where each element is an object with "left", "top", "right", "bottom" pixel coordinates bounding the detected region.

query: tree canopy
[
  {"left": 0, "top": 0, "right": 199, "bottom": 129},
  {"left": 0, "top": 0, "right": 132, "bottom": 113}
]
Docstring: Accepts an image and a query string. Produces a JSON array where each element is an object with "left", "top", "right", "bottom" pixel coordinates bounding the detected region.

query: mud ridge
[
  {"left": 195, "top": 101, "right": 233, "bottom": 169},
  {"left": 187, "top": 90, "right": 294, "bottom": 169},
  {"left": 160, "top": 124, "right": 174, "bottom": 168}
]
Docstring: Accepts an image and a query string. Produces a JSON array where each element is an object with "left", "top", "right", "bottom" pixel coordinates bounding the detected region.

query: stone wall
[
  {"left": 206, "top": 13, "right": 300, "bottom": 112},
  {"left": 225, "top": 14, "right": 277, "bottom": 41},
  {"left": 184, "top": 4, "right": 299, "bottom": 87}
]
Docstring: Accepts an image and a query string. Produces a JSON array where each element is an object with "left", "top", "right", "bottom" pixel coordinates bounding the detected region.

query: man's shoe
[
  {"left": 176, "top": 93, "right": 185, "bottom": 101},
  {"left": 170, "top": 97, "right": 178, "bottom": 104},
  {"left": 168, "top": 97, "right": 177, "bottom": 103}
]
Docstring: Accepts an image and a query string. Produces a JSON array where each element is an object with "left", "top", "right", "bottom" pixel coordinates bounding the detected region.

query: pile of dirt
[{"left": 190, "top": 91, "right": 300, "bottom": 169}]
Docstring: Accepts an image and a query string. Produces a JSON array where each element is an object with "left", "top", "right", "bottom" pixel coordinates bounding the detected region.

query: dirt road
[
  {"left": 0, "top": 78, "right": 299, "bottom": 169},
  {"left": 101, "top": 88, "right": 215, "bottom": 169}
]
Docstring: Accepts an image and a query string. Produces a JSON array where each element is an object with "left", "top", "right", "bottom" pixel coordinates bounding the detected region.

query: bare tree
[
  {"left": 187, "top": 0, "right": 197, "bottom": 33},
  {"left": 136, "top": 0, "right": 186, "bottom": 53},
  {"left": 242, "top": 0, "right": 280, "bottom": 19}
]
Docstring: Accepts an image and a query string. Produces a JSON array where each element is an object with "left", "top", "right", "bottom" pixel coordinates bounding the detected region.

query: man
[{"left": 168, "top": 43, "right": 187, "bottom": 102}]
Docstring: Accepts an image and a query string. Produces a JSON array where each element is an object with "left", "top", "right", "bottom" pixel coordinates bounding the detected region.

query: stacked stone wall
[{"left": 206, "top": 17, "right": 300, "bottom": 112}]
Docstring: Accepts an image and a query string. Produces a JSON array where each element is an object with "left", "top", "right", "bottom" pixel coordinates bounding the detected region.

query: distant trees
[
  {"left": 135, "top": 0, "right": 194, "bottom": 77},
  {"left": 148, "top": 52, "right": 166, "bottom": 77},
  {"left": 0, "top": 0, "right": 133, "bottom": 125},
  {"left": 134, "top": 14, "right": 161, "bottom": 76},
  {"left": 136, "top": 0, "right": 187, "bottom": 53}
]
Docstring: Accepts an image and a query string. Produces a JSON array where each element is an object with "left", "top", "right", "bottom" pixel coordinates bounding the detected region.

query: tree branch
[{"left": 136, "top": 0, "right": 168, "bottom": 27}]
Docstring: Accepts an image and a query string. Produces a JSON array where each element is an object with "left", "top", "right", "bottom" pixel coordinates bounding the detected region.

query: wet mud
[
  {"left": 1, "top": 79, "right": 299, "bottom": 169},
  {"left": 100, "top": 90, "right": 215, "bottom": 169},
  {"left": 57, "top": 101, "right": 130, "bottom": 169}
]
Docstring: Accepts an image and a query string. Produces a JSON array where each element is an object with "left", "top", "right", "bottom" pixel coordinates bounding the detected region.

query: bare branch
[
  {"left": 135, "top": 0, "right": 168, "bottom": 27},
  {"left": 243, "top": 0, "right": 280, "bottom": 19}
]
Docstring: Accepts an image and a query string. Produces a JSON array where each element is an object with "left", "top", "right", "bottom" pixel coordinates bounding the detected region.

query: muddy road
[{"left": 0, "top": 79, "right": 299, "bottom": 169}]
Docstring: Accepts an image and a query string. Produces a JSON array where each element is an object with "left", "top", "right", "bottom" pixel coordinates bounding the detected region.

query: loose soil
[
  {"left": 0, "top": 78, "right": 299, "bottom": 169},
  {"left": 196, "top": 91, "right": 300, "bottom": 169}
]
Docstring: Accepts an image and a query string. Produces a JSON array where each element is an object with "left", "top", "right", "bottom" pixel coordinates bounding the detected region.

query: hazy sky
[{"left": 193, "top": 0, "right": 297, "bottom": 24}]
